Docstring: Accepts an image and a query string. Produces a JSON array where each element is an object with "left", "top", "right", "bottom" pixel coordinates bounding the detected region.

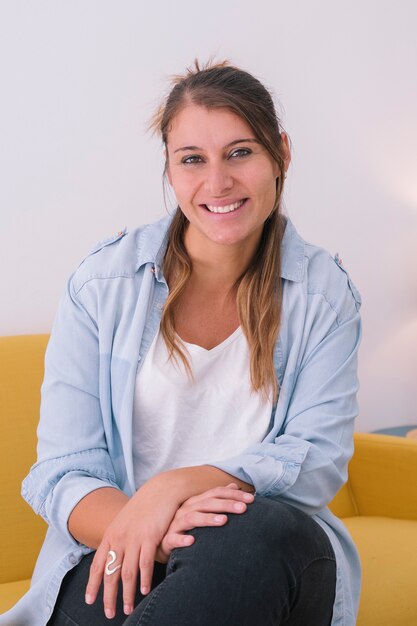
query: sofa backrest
[{"left": 0, "top": 335, "right": 49, "bottom": 584}]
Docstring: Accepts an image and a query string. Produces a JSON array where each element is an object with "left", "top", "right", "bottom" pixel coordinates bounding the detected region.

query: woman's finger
[
  {"left": 120, "top": 548, "right": 140, "bottom": 616},
  {"left": 165, "top": 512, "right": 228, "bottom": 544},
  {"left": 181, "top": 485, "right": 253, "bottom": 510},
  {"left": 157, "top": 530, "right": 195, "bottom": 562},
  {"left": 199, "top": 495, "right": 253, "bottom": 513},
  {"left": 159, "top": 505, "right": 245, "bottom": 559},
  {"left": 179, "top": 495, "right": 253, "bottom": 521},
  {"left": 102, "top": 548, "right": 124, "bottom": 620},
  {"left": 85, "top": 546, "right": 109, "bottom": 606},
  {"left": 162, "top": 502, "right": 250, "bottom": 550},
  {"left": 163, "top": 531, "right": 195, "bottom": 550},
  {"left": 139, "top": 541, "right": 157, "bottom": 595},
  {"left": 179, "top": 510, "right": 230, "bottom": 532}
]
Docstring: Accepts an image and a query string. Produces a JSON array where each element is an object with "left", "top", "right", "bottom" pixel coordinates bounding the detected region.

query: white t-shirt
[{"left": 132, "top": 326, "right": 273, "bottom": 490}]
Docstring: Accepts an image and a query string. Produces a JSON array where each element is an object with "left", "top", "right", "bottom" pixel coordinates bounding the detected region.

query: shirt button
[
  {"left": 46, "top": 605, "right": 52, "bottom": 614},
  {"left": 69, "top": 554, "right": 77, "bottom": 565}
]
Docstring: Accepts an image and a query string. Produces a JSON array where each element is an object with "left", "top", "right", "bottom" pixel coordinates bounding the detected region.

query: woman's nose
[{"left": 204, "top": 162, "right": 233, "bottom": 196}]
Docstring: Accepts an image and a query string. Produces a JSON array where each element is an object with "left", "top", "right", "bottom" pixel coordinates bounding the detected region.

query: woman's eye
[
  {"left": 182, "top": 155, "right": 203, "bottom": 165},
  {"left": 230, "top": 148, "right": 251, "bottom": 159}
]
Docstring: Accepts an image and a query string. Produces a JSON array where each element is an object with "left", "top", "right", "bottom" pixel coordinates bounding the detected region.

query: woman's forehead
[{"left": 166, "top": 105, "right": 254, "bottom": 148}]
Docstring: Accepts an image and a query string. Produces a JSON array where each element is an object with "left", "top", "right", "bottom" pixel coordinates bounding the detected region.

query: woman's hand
[
  {"left": 84, "top": 477, "right": 182, "bottom": 619},
  {"left": 155, "top": 483, "right": 255, "bottom": 563},
  {"left": 84, "top": 475, "right": 254, "bottom": 619}
]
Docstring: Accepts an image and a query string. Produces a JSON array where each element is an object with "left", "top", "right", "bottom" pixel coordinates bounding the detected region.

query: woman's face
[{"left": 166, "top": 104, "right": 287, "bottom": 253}]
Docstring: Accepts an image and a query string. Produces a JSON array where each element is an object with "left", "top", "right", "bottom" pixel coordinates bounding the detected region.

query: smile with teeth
[{"left": 205, "top": 199, "right": 246, "bottom": 213}]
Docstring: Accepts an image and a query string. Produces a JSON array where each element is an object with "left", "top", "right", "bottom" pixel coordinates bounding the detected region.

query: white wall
[{"left": 1, "top": 0, "right": 416, "bottom": 431}]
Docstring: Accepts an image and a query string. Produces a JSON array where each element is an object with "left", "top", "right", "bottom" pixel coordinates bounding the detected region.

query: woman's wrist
[
  {"left": 68, "top": 487, "right": 129, "bottom": 549},
  {"left": 149, "top": 465, "right": 254, "bottom": 505}
]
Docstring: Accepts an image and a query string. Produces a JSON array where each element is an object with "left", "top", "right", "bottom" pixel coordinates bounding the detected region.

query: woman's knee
[
  {"left": 171, "top": 495, "right": 334, "bottom": 580},
  {"left": 221, "top": 496, "right": 332, "bottom": 554},
  {"left": 241, "top": 496, "right": 335, "bottom": 564},
  {"left": 164, "top": 496, "right": 336, "bottom": 623}
]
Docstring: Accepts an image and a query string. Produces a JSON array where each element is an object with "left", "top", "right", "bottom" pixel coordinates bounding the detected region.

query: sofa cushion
[{"left": 343, "top": 516, "right": 417, "bottom": 626}]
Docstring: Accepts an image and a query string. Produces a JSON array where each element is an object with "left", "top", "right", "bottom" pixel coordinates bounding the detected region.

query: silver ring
[{"left": 105, "top": 550, "right": 122, "bottom": 576}]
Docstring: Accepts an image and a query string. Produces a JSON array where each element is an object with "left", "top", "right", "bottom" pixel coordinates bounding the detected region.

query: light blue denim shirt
[{"left": 1, "top": 214, "right": 362, "bottom": 626}]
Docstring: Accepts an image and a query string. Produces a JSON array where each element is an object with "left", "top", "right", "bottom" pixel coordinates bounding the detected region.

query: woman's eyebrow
[
  {"left": 173, "top": 138, "right": 260, "bottom": 154},
  {"left": 226, "top": 138, "right": 260, "bottom": 148}
]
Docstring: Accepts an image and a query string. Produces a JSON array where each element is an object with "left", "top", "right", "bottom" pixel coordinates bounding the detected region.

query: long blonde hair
[{"left": 150, "top": 60, "right": 288, "bottom": 402}]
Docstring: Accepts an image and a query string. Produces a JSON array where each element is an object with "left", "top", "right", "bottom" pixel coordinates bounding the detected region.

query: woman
[{"left": 2, "top": 61, "right": 362, "bottom": 626}]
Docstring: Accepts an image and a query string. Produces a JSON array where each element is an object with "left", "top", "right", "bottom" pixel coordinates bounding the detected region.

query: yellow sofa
[
  {"left": 1, "top": 334, "right": 417, "bottom": 624},
  {"left": 0, "top": 335, "right": 49, "bottom": 616}
]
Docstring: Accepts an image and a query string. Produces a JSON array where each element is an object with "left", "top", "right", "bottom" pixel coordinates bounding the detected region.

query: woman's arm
[
  {"left": 21, "top": 274, "right": 123, "bottom": 546},
  {"left": 158, "top": 464, "right": 255, "bottom": 496},
  {"left": 207, "top": 266, "right": 362, "bottom": 515},
  {"left": 68, "top": 487, "right": 129, "bottom": 548},
  {"left": 68, "top": 467, "right": 253, "bottom": 549}
]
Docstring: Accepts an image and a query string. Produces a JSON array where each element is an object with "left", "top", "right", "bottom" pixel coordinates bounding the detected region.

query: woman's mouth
[{"left": 202, "top": 199, "right": 247, "bottom": 214}]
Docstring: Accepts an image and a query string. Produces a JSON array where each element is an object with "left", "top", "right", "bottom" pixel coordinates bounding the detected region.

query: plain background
[{"left": 0, "top": 0, "right": 416, "bottom": 432}]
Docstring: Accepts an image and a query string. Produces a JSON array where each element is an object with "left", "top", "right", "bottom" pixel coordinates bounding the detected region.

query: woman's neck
[{"left": 183, "top": 226, "right": 261, "bottom": 293}]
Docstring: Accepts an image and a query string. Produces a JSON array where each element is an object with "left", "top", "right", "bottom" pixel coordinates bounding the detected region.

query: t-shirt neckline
[{"left": 177, "top": 326, "right": 243, "bottom": 356}]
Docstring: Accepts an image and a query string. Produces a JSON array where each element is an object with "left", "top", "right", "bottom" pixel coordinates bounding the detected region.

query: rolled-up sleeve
[
  {"left": 21, "top": 275, "right": 120, "bottom": 546},
  {"left": 209, "top": 285, "right": 362, "bottom": 516}
]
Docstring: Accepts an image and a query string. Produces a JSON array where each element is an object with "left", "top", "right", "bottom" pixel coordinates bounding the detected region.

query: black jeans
[{"left": 47, "top": 496, "right": 336, "bottom": 626}]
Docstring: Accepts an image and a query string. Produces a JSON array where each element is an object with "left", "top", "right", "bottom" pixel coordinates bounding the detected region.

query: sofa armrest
[
  {"left": 0, "top": 334, "right": 49, "bottom": 584},
  {"left": 348, "top": 432, "right": 417, "bottom": 519}
]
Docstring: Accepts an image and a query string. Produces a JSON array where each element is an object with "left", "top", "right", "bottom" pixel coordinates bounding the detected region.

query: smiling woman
[
  {"left": 162, "top": 105, "right": 289, "bottom": 377},
  {"left": 2, "top": 60, "right": 362, "bottom": 626},
  {"left": 167, "top": 106, "right": 283, "bottom": 245}
]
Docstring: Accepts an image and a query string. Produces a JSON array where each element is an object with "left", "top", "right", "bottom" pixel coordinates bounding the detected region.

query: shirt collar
[
  {"left": 279, "top": 215, "right": 305, "bottom": 282},
  {"left": 135, "top": 215, "right": 173, "bottom": 278},
  {"left": 135, "top": 213, "right": 305, "bottom": 283}
]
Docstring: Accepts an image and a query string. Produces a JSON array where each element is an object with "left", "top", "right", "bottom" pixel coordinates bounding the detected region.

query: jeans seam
[{"left": 289, "top": 556, "right": 336, "bottom": 592}]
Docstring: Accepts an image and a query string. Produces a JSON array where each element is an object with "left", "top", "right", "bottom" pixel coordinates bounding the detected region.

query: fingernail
[
  {"left": 85, "top": 593, "right": 94, "bottom": 605},
  {"left": 234, "top": 502, "right": 245, "bottom": 511},
  {"left": 141, "top": 586, "right": 149, "bottom": 595},
  {"left": 214, "top": 515, "right": 226, "bottom": 522},
  {"left": 243, "top": 493, "right": 254, "bottom": 501},
  {"left": 105, "top": 607, "right": 115, "bottom": 619},
  {"left": 124, "top": 604, "right": 133, "bottom": 615}
]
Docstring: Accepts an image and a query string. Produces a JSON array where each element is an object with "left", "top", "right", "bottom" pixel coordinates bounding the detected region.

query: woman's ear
[{"left": 281, "top": 132, "right": 291, "bottom": 173}]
